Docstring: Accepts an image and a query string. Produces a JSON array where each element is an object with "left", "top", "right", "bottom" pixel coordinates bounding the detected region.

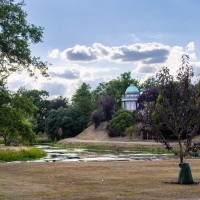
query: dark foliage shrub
[
  {"left": 92, "top": 96, "right": 115, "bottom": 129},
  {"left": 107, "top": 109, "right": 133, "bottom": 137}
]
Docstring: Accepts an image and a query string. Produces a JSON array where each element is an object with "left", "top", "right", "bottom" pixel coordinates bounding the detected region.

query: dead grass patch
[{"left": 0, "top": 159, "right": 200, "bottom": 199}]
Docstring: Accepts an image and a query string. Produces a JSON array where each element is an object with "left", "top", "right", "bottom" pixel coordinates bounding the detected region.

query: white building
[{"left": 121, "top": 84, "right": 139, "bottom": 111}]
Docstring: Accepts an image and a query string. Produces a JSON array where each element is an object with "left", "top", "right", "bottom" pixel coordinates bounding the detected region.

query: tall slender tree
[
  {"left": 71, "top": 83, "right": 93, "bottom": 128},
  {"left": 139, "top": 55, "right": 200, "bottom": 184}
]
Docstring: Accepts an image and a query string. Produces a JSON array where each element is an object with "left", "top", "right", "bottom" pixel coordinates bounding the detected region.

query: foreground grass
[
  {"left": 0, "top": 147, "right": 47, "bottom": 162},
  {"left": 0, "top": 159, "right": 199, "bottom": 199}
]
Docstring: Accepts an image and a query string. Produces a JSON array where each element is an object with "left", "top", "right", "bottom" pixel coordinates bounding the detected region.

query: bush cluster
[
  {"left": 107, "top": 109, "right": 134, "bottom": 137},
  {"left": 0, "top": 147, "right": 46, "bottom": 162}
]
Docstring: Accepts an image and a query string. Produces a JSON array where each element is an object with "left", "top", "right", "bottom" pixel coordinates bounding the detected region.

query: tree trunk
[
  {"left": 178, "top": 139, "right": 183, "bottom": 164},
  {"left": 3, "top": 136, "right": 8, "bottom": 146},
  {"left": 179, "top": 155, "right": 184, "bottom": 164}
]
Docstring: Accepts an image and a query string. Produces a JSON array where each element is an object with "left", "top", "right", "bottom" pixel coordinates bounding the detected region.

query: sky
[{"left": 7, "top": 0, "right": 200, "bottom": 99}]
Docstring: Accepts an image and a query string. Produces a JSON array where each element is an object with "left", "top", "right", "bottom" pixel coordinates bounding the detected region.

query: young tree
[
  {"left": 0, "top": 0, "right": 48, "bottom": 80},
  {"left": 19, "top": 88, "right": 50, "bottom": 133},
  {"left": 140, "top": 55, "right": 200, "bottom": 184}
]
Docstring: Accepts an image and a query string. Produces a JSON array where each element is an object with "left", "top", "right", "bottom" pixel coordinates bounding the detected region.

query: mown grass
[
  {"left": 0, "top": 147, "right": 47, "bottom": 162},
  {"left": 0, "top": 160, "right": 200, "bottom": 200}
]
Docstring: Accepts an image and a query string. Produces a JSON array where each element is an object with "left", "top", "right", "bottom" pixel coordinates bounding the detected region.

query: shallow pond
[{"left": 28, "top": 145, "right": 175, "bottom": 163}]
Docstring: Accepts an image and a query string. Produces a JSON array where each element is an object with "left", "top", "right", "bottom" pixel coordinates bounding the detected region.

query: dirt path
[{"left": 58, "top": 138, "right": 164, "bottom": 148}]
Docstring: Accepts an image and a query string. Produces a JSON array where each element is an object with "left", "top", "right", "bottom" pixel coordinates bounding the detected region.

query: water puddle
[{"left": 28, "top": 145, "right": 175, "bottom": 163}]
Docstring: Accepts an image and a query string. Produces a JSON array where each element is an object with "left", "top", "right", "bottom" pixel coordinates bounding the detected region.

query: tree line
[
  {"left": 0, "top": 71, "right": 156, "bottom": 144},
  {"left": 1, "top": 0, "right": 200, "bottom": 162},
  {"left": 0, "top": 0, "right": 151, "bottom": 144}
]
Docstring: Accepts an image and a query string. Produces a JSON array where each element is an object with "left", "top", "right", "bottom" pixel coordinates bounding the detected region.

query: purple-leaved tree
[{"left": 139, "top": 55, "right": 200, "bottom": 184}]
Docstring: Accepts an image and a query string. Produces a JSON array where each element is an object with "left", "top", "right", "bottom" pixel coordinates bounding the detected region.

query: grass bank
[
  {"left": 0, "top": 147, "right": 47, "bottom": 162},
  {"left": 52, "top": 142, "right": 172, "bottom": 154}
]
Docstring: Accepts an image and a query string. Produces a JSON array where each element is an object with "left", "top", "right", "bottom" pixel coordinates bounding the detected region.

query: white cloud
[
  {"left": 41, "top": 82, "right": 66, "bottom": 96},
  {"left": 111, "top": 43, "right": 170, "bottom": 64},
  {"left": 136, "top": 65, "right": 158, "bottom": 74},
  {"left": 131, "top": 34, "right": 141, "bottom": 43},
  {"left": 6, "top": 41, "right": 200, "bottom": 100},
  {"left": 60, "top": 44, "right": 97, "bottom": 61},
  {"left": 192, "top": 61, "right": 200, "bottom": 77},
  {"left": 186, "top": 42, "right": 195, "bottom": 52},
  {"left": 51, "top": 42, "right": 171, "bottom": 64},
  {"left": 185, "top": 42, "right": 197, "bottom": 61},
  {"left": 48, "top": 49, "right": 60, "bottom": 59},
  {"left": 50, "top": 69, "right": 80, "bottom": 79}
]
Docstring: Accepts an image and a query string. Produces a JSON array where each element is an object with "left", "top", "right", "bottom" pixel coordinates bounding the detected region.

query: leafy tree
[
  {"left": 92, "top": 112, "right": 104, "bottom": 129},
  {"left": 107, "top": 109, "right": 133, "bottom": 137},
  {"left": 195, "top": 80, "right": 200, "bottom": 135},
  {"left": 139, "top": 55, "right": 200, "bottom": 184},
  {"left": 20, "top": 90, "right": 69, "bottom": 134},
  {"left": 45, "top": 106, "right": 87, "bottom": 140},
  {"left": 195, "top": 79, "right": 200, "bottom": 98},
  {"left": 137, "top": 87, "right": 159, "bottom": 110},
  {"left": 137, "top": 88, "right": 173, "bottom": 140},
  {"left": 96, "top": 96, "right": 115, "bottom": 120},
  {"left": 45, "top": 107, "right": 73, "bottom": 140},
  {"left": 18, "top": 88, "right": 50, "bottom": 133},
  {"left": 71, "top": 83, "right": 93, "bottom": 128},
  {"left": 155, "top": 56, "right": 200, "bottom": 162},
  {"left": 125, "top": 125, "right": 140, "bottom": 139},
  {"left": 0, "top": 0, "right": 48, "bottom": 80},
  {"left": 48, "top": 96, "right": 68, "bottom": 111},
  {"left": 92, "top": 96, "right": 115, "bottom": 129},
  {"left": 66, "top": 106, "right": 88, "bottom": 134},
  {"left": 0, "top": 80, "right": 10, "bottom": 106},
  {"left": 93, "top": 72, "right": 139, "bottom": 108},
  {"left": 140, "top": 77, "right": 158, "bottom": 91},
  {"left": 0, "top": 84, "right": 37, "bottom": 145},
  {"left": 14, "top": 118, "right": 36, "bottom": 144}
]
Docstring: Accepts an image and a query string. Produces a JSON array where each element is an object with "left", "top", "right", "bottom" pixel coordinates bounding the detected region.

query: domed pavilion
[{"left": 121, "top": 84, "right": 139, "bottom": 111}]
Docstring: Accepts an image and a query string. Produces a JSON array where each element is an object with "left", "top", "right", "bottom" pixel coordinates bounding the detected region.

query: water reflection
[{"left": 31, "top": 145, "right": 175, "bottom": 163}]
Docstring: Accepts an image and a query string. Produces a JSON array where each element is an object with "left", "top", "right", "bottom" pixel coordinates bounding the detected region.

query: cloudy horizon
[{"left": 6, "top": 0, "right": 200, "bottom": 99}]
